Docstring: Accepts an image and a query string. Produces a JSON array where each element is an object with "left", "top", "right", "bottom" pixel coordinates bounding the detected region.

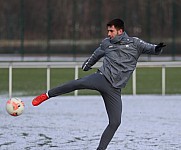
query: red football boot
[{"left": 32, "top": 93, "right": 49, "bottom": 106}]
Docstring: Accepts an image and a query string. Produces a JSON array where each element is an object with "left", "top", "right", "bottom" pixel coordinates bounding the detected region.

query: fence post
[
  {"left": 20, "top": 0, "right": 25, "bottom": 61},
  {"left": 9, "top": 63, "right": 13, "bottom": 98},
  {"left": 74, "top": 65, "right": 79, "bottom": 96},
  {"left": 162, "top": 65, "right": 166, "bottom": 95},
  {"left": 47, "top": 65, "right": 50, "bottom": 91},
  {"left": 172, "top": 0, "right": 176, "bottom": 60},
  {"left": 132, "top": 69, "right": 136, "bottom": 95},
  {"left": 47, "top": 0, "right": 51, "bottom": 61}
]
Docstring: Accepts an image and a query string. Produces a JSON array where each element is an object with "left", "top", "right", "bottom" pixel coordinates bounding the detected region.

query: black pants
[{"left": 48, "top": 72, "right": 122, "bottom": 150}]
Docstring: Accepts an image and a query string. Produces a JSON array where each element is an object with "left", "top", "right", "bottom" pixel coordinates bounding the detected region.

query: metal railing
[{"left": 0, "top": 61, "right": 181, "bottom": 98}]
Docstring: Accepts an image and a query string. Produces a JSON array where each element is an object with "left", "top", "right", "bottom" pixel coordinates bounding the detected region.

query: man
[{"left": 32, "top": 19, "right": 166, "bottom": 150}]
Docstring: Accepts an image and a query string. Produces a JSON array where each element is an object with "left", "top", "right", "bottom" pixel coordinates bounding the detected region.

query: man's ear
[{"left": 118, "top": 29, "right": 123, "bottom": 35}]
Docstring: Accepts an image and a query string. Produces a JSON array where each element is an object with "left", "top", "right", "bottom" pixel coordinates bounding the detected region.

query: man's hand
[
  {"left": 155, "top": 42, "right": 166, "bottom": 49},
  {"left": 82, "top": 58, "right": 92, "bottom": 71},
  {"left": 155, "top": 42, "right": 166, "bottom": 53}
]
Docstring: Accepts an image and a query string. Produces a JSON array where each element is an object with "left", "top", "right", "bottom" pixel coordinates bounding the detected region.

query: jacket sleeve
[
  {"left": 135, "top": 38, "right": 162, "bottom": 55},
  {"left": 82, "top": 46, "right": 105, "bottom": 71}
]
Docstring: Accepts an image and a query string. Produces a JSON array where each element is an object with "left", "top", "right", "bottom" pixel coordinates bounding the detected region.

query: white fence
[{"left": 0, "top": 61, "right": 181, "bottom": 98}]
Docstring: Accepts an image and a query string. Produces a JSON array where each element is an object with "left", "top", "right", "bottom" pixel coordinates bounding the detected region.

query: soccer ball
[{"left": 6, "top": 98, "right": 25, "bottom": 116}]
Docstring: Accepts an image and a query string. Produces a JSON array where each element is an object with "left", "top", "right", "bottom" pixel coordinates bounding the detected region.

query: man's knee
[{"left": 109, "top": 119, "right": 121, "bottom": 130}]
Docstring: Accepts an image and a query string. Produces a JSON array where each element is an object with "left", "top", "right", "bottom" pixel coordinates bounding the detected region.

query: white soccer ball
[{"left": 6, "top": 98, "right": 25, "bottom": 116}]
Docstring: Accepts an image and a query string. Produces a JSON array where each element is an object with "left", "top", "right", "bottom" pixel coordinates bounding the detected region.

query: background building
[{"left": 0, "top": 0, "right": 180, "bottom": 61}]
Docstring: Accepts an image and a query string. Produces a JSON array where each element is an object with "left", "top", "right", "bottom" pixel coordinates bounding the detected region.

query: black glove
[
  {"left": 82, "top": 59, "right": 92, "bottom": 71},
  {"left": 155, "top": 42, "right": 166, "bottom": 52}
]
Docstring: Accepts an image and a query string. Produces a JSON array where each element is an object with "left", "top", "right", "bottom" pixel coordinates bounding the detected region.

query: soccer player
[{"left": 32, "top": 19, "right": 166, "bottom": 150}]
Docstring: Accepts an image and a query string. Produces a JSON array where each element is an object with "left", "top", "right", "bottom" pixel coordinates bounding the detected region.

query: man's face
[{"left": 107, "top": 25, "right": 123, "bottom": 39}]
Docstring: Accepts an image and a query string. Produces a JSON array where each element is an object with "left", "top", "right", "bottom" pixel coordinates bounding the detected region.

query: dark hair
[{"left": 107, "top": 18, "right": 124, "bottom": 31}]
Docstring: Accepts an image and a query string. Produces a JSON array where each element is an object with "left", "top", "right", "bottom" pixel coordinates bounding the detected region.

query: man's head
[{"left": 107, "top": 19, "right": 124, "bottom": 39}]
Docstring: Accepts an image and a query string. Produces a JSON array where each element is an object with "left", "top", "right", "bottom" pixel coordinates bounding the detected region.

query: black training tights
[{"left": 48, "top": 72, "right": 122, "bottom": 150}]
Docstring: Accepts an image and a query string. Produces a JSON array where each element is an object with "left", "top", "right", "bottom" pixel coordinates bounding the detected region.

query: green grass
[
  {"left": 0, "top": 67, "right": 180, "bottom": 96},
  {"left": 166, "top": 68, "right": 181, "bottom": 94},
  {"left": 136, "top": 68, "right": 162, "bottom": 94}
]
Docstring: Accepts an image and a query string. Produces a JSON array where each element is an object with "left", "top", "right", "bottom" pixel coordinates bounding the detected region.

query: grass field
[{"left": 0, "top": 67, "right": 181, "bottom": 96}]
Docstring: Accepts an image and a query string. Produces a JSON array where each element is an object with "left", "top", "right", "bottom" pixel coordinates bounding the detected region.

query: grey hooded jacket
[{"left": 82, "top": 32, "right": 162, "bottom": 89}]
